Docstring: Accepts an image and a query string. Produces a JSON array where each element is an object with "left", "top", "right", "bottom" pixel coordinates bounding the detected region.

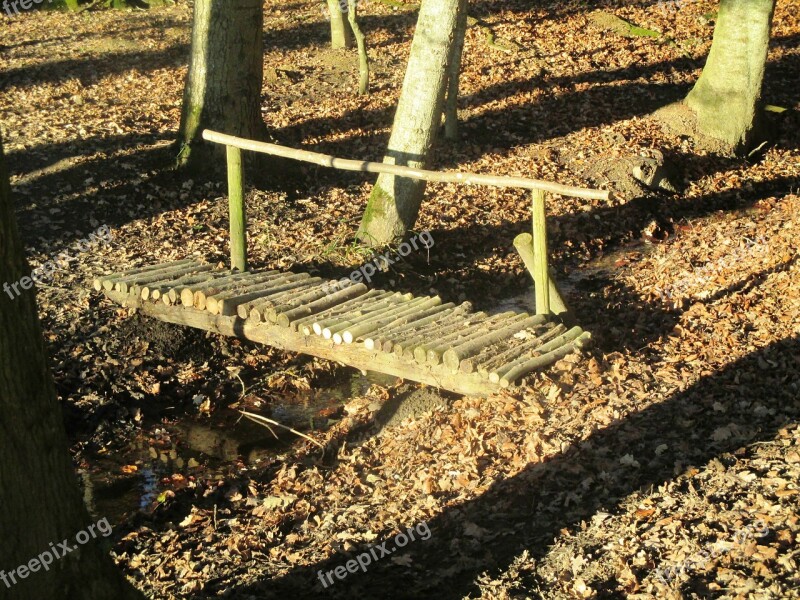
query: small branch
[
  {"left": 467, "top": 15, "right": 521, "bottom": 54},
  {"left": 238, "top": 410, "right": 324, "bottom": 448}
]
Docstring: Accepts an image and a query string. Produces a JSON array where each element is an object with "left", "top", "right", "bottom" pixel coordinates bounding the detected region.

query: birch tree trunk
[
  {"left": 0, "top": 140, "right": 143, "bottom": 599},
  {"left": 685, "top": 0, "right": 775, "bottom": 154},
  {"left": 177, "top": 0, "right": 266, "bottom": 170},
  {"left": 357, "top": 0, "right": 464, "bottom": 247}
]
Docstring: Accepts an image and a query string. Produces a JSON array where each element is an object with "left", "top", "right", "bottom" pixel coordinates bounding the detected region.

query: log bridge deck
[
  {"left": 94, "top": 130, "right": 607, "bottom": 396},
  {"left": 94, "top": 260, "right": 591, "bottom": 396}
]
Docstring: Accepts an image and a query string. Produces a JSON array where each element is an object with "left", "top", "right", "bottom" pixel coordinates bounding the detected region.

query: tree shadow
[
  {"left": 221, "top": 329, "right": 800, "bottom": 598},
  {"left": 1, "top": 42, "right": 189, "bottom": 89},
  {"left": 278, "top": 41, "right": 797, "bottom": 180},
  {"left": 0, "top": 15, "right": 187, "bottom": 53},
  {"left": 5, "top": 131, "right": 179, "bottom": 247}
]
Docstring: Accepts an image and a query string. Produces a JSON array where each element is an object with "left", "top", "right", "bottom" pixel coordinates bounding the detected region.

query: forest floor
[{"left": 1, "top": 0, "right": 799, "bottom": 598}]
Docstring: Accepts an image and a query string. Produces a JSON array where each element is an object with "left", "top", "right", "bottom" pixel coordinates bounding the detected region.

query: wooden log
[
  {"left": 315, "top": 303, "right": 388, "bottom": 339},
  {"left": 315, "top": 294, "right": 409, "bottom": 338},
  {"left": 421, "top": 311, "right": 520, "bottom": 366},
  {"left": 319, "top": 293, "right": 414, "bottom": 340},
  {"left": 442, "top": 313, "right": 546, "bottom": 371},
  {"left": 109, "top": 260, "right": 200, "bottom": 293},
  {"left": 388, "top": 312, "right": 463, "bottom": 355},
  {"left": 164, "top": 271, "right": 224, "bottom": 305},
  {"left": 471, "top": 323, "right": 567, "bottom": 376},
  {"left": 209, "top": 276, "right": 319, "bottom": 316},
  {"left": 277, "top": 284, "right": 370, "bottom": 328},
  {"left": 295, "top": 291, "right": 391, "bottom": 335},
  {"left": 249, "top": 284, "right": 331, "bottom": 322},
  {"left": 402, "top": 312, "right": 490, "bottom": 360},
  {"left": 363, "top": 302, "right": 456, "bottom": 350},
  {"left": 425, "top": 311, "right": 523, "bottom": 365},
  {"left": 499, "top": 331, "right": 591, "bottom": 387},
  {"left": 116, "top": 262, "right": 205, "bottom": 295},
  {"left": 331, "top": 297, "right": 432, "bottom": 344},
  {"left": 299, "top": 292, "right": 394, "bottom": 336},
  {"left": 314, "top": 292, "right": 411, "bottom": 336},
  {"left": 202, "top": 130, "right": 610, "bottom": 201},
  {"left": 213, "top": 278, "right": 320, "bottom": 316},
  {"left": 389, "top": 307, "right": 472, "bottom": 356},
  {"left": 411, "top": 312, "right": 501, "bottom": 364},
  {"left": 129, "top": 263, "right": 207, "bottom": 296},
  {"left": 166, "top": 271, "right": 225, "bottom": 304},
  {"left": 376, "top": 302, "right": 472, "bottom": 352},
  {"left": 489, "top": 326, "right": 585, "bottom": 383},
  {"left": 258, "top": 280, "right": 362, "bottom": 322},
  {"left": 342, "top": 296, "right": 441, "bottom": 344},
  {"left": 196, "top": 271, "right": 291, "bottom": 310},
  {"left": 141, "top": 265, "right": 215, "bottom": 301},
  {"left": 242, "top": 281, "right": 331, "bottom": 320},
  {"left": 513, "top": 233, "right": 569, "bottom": 317},
  {"left": 95, "top": 258, "right": 196, "bottom": 291},
  {"left": 227, "top": 144, "right": 247, "bottom": 272},
  {"left": 179, "top": 271, "right": 252, "bottom": 306}
]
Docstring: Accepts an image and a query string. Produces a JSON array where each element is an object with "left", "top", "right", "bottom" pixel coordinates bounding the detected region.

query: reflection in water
[{"left": 80, "top": 371, "right": 379, "bottom": 522}]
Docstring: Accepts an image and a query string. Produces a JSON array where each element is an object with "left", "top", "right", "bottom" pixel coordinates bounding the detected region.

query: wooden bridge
[{"left": 93, "top": 131, "right": 607, "bottom": 396}]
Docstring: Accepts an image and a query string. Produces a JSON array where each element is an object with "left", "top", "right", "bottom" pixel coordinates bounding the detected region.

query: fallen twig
[{"left": 238, "top": 410, "right": 324, "bottom": 448}]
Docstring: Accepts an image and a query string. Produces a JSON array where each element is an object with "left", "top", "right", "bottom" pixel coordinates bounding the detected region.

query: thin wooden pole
[
  {"left": 226, "top": 145, "right": 247, "bottom": 272},
  {"left": 531, "top": 190, "right": 550, "bottom": 316},
  {"left": 202, "top": 130, "right": 609, "bottom": 201}
]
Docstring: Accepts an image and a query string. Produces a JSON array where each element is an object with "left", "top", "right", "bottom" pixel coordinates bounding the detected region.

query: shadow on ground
[{"left": 221, "top": 332, "right": 799, "bottom": 598}]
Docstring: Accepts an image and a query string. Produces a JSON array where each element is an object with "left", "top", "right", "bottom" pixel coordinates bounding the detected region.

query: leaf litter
[{"left": 0, "top": 0, "right": 799, "bottom": 598}]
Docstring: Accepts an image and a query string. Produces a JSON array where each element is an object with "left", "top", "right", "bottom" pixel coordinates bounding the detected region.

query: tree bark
[
  {"left": 357, "top": 0, "right": 464, "bottom": 247},
  {"left": 328, "top": 0, "right": 354, "bottom": 49},
  {"left": 685, "top": 0, "right": 775, "bottom": 154},
  {"left": 177, "top": 0, "right": 267, "bottom": 171},
  {"left": 444, "top": 0, "right": 468, "bottom": 141},
  {"left": 347, "top": 0, "right": 369, "bottom": 95},
  {"left": 0, "top": 140, "right": 143, "bottom": 598}
]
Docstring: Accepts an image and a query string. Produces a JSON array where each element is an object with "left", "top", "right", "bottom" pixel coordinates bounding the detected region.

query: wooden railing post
[
  {"left": 226, "top": 144, "right": 247, "bottom": 272},
  {"left": 531, "top": 190, "right": 550, "bottom": 315}
]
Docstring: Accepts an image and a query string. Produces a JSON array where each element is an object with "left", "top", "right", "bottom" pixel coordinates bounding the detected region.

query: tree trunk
[
  {"left": 0, "top": 141, "right": 143, "bottom": 598},
  {"left": 444, "top": 0, "right": 468, "bottom": 141},
  {"left": 684, "top": 0, "right": 775, "bottom": 154},
  {"left": 177, "top": 0, "right": 266, "bottom": 170},
  {"left": 357, "top": 0, "right": 464, "bottom": 247},
  {"left": 328, "top": 0, "right": 354, "bottom": 49},
  {"left": 347, "top": 0, "right": 369, "bottom": 94}
]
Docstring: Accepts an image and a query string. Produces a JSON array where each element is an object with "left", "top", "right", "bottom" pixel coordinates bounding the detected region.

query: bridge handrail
[
  {"left": 202, "top": 129, "right": 609, "bottom": 316},
  {"left": 201, "top": 130, "right": 609, "bottom": 201}
]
